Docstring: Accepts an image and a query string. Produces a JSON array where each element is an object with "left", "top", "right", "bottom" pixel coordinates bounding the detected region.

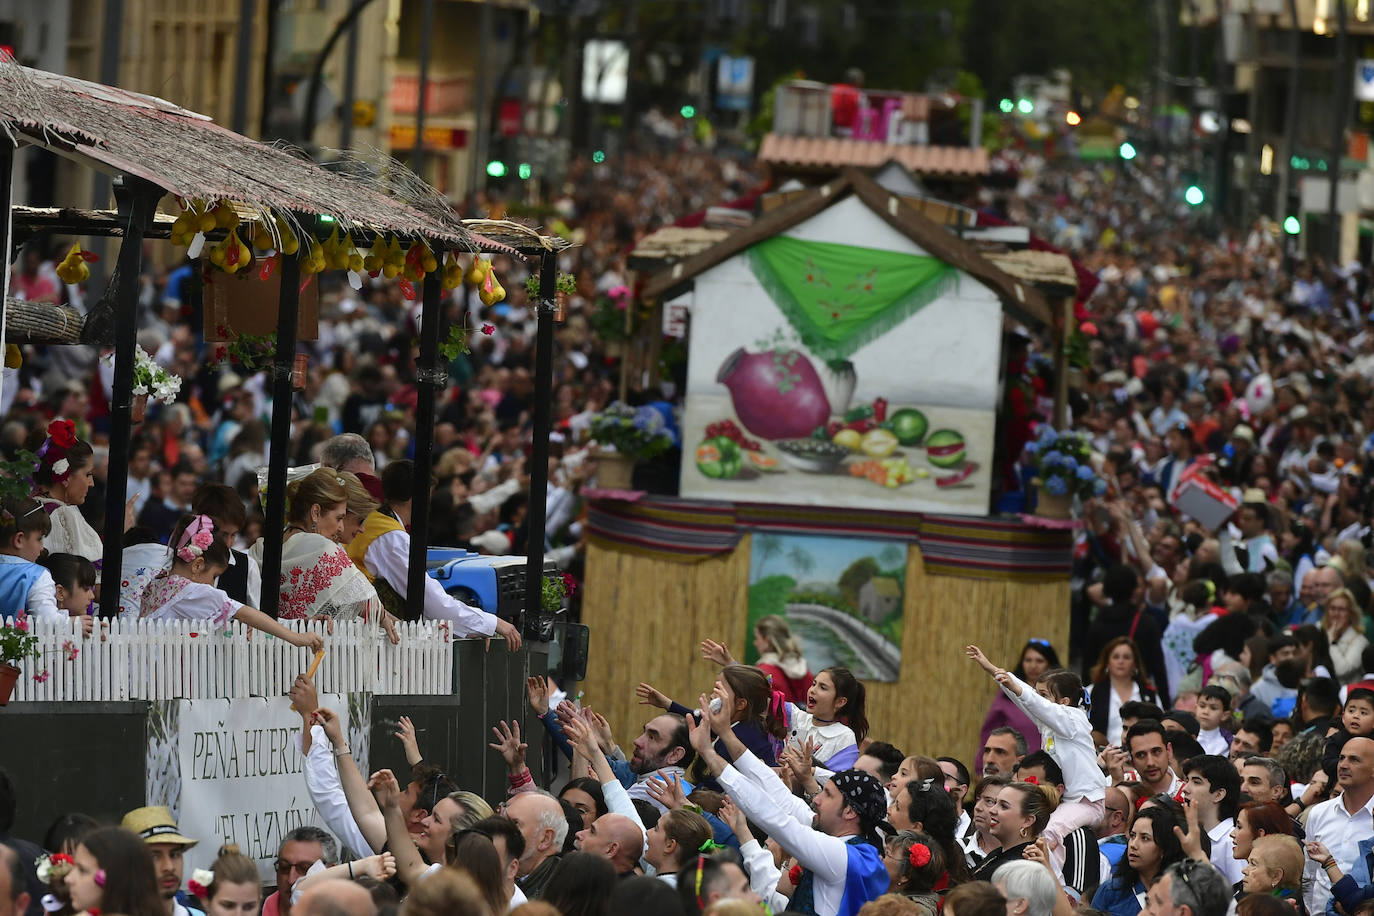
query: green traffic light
[
  {"left": 592, "top": 150, "right": 606, "bottom": 164},
  {"left": 1119, "top": 141, "right": 1137, "bottom": 161},
  {"left": 1185, "top": 185, "right": 1205, "bottom": 206},
  {"left": 999, "top": 98, "right": 1014, "bottom": 113},
  {"left": 1017, "top": 98, "right": 1034, "bottom": 114},
  {"left": 1284, "top": 215, "right": 1301, "bottom": 235},
  {"left": 680, "top": 105, "right": 696, "bottom": 118},
  {"left": 517, "top": 163, "right": 533, "bottom": 180},
  {"left": 486, "top": 160, "right": 507, "bottom": 178}
]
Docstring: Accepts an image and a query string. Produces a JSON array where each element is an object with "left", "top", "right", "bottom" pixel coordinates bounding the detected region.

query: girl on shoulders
[
  {"left": 783, "top": 666, "right": 867, "bottom": 772},
  {"left": 140, "top": 513, "right": 323, "bottom": 652}
]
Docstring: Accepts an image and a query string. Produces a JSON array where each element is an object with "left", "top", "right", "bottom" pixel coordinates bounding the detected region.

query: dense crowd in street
[{"left": 11, "top": 134, "right": 1374, "bottom": 916}]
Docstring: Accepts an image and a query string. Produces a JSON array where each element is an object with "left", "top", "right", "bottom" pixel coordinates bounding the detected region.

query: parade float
[
  {"left": 580, "top": 168, "right": 1078, "bottom": 759},
  {"left": 0, "top": 60, "right": 570, "bottom": 868}
]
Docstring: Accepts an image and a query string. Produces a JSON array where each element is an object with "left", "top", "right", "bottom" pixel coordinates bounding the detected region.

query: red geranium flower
[{"left": 482, "top": 323, "right": 495, "bottom": 335}]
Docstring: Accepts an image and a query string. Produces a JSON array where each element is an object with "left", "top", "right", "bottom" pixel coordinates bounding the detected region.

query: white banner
[
  {"left": 177, "top": 695, "right": 344, "bottom": 882},
  {"left": 1356, "top": 60, "right": 1374, "bottom": 103}
]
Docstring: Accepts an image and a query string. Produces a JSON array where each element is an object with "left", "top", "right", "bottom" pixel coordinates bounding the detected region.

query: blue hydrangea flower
[
  {"left": 1094, "top": 478, "right": 1108, "bottom": 495},
  {"left": 1037, "top": 426, "right": 1059, "bottom": 446},
  {"left": 1024, "top": 441, "right": 1040, "bottom": 455},
  {"left": 1062, "top": 456, "right": 1079, "bottom": 472},
  {"left": 632, "top": 406, "right": 664, "bottom": 433},
  {"left": 1044, "top": 475, "right": 1069, "bottom": 496},
  {"left": 1042, "top": 451, "right": 1063, "bottom": 468},
  {"left": 1076, "top": 465, "right": 1096, "bottom": 481}
]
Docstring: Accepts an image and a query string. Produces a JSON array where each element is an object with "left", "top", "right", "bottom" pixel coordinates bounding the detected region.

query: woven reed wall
[{"left": 579, "top": 536, "right": 1071, "bottom": 766}]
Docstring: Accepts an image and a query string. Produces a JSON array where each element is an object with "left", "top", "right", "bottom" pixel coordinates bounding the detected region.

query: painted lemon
[
  {"left": 832, "top": 428, "right": 863, "bottom": 451},
  {"left": 860, "top": 428, "right": 898, "bottom": 458}
]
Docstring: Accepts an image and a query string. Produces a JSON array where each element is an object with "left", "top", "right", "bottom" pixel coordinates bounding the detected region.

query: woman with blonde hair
[
  {"left": 250, "top": 467, "right": 396, "bottom": 638},
  {"left": 1239, "top": 835, "right": 1303, "bottom": 907},
  {"left": 1323, "top": 587, "right": 1368, "bottom": 683},
  {"left": 701, "top": 616, "right": 813, "bottom": 705}
]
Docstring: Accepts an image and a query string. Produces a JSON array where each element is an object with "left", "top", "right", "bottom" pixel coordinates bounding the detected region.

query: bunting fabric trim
[{"left": 587, "top": 494, "right": 1071, "bottom": 581}]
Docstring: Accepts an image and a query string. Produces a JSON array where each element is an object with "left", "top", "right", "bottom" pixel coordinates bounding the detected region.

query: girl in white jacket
[{"left": 967, "top": 645, "right": 1107, "bottom": 865}]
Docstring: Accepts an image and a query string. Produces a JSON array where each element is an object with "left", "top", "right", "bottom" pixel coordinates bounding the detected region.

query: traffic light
[
  {"left": 592, "top": 150, "right": 606, "bottom": 164},
  {"left": 1016, "top": 98, "right": 1034, "bottom": 115},
  {"left": 486, "top": 160, "right": 508, "bottom": 178},
  {"left": 998, "top": 98, "right": 1014, "bottom": 113},
  {"left": 680, "top": 105, "right": 696, "bottom": 119},
  {"left": 517, "top": 163, "right": 533, "bottom": 180},
  {"left": 1118, "top": 141, "right": 1137, "bottom": 161},
  {"left": 1284, "top": 215, "right": 1301, "bottom": 235},
  {"left": 1184, "top": 185, "right": 1205, "bottom": 206}
]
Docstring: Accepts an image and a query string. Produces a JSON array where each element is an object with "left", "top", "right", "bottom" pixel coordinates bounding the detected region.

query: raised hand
[
  {"left": 290, "top": 674, "right": 320, "bottom": 719},
  {"left": 687, "top": 710, "right": 715, "bottom": 757},
  {"left": 395, "top": 715, "right": 422, "bottom": 765},
  {"left": 701, "top": 638, "right": 737, "bottom": 667},
  {"left": 359, "top": 852, "right": 397, "bottom": 880},
  {"left": 719, "top": 796, "right": 748, "bottom": 838},
  {"left": 645, "top": 770, "right": 689, "bottom": 811},
  {"left": 1173, "top": 798, "right": 1206, "bottom": 862},
  {"left": 965, "top": 645, "right": 998, "bottom": 674},
  {"left": 526, "top": 676, "right": 552, "bottom": 716},
  {"left": 311, "top": 707, "right": 345, "bottom": 745},
  {"left": 636, "top": 682, "right": 670, "bottom": 710},
  {"left": 563, "top": 714, "right": 598, "bottom": 759},
  {"left": 368, "top": 768, "right": 401, "bottom": 809},
  {"left": 489, "top": 719, "right": 528, "bottom": 771},
  {"left": 585, "top": 708, "right": 615, "bottom": 754},
  {"left": 703, "top": 688, "right": 733, "bottom": 736}
]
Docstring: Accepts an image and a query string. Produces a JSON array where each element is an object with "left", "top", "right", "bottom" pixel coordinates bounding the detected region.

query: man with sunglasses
[
  {"left": 1143, "top": 858, "right": 1230, "bottom": 916},
  {"left": 262, "top": 827, "right": 338, "bottom": 916}
]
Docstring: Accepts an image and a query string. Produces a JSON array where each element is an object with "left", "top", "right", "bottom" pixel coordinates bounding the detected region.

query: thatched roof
[
  {"left": 983, "top": 250, "right": 1079, "bottom": 295},
  {"left": 0, "top": 62, "right": 478, "bottom": 248}
]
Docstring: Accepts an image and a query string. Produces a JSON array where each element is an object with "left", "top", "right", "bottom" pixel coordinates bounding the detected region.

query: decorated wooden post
[{"left": 522, "top": 249, "right": 559, "bottom": 637}]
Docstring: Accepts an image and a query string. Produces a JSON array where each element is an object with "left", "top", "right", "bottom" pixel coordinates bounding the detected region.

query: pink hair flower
[{"left": 191, "top": 529, "right": 214, "bottom": 550}]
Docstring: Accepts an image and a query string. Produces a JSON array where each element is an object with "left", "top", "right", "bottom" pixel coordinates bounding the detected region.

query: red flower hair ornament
[{"left": 908, "top": 843, "right": 932, "bottom": 868}]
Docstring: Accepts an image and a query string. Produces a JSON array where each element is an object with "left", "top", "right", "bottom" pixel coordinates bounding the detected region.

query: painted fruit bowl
[{"left": 774, "top": 438, "right": 850, "bottom": 473}]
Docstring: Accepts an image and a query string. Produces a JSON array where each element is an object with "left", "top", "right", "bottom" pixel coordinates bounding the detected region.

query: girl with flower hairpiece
[
  {"left": 139, "top": 514, "right": 323, "bottom": 652},
  {"left": 64, "top": 826, "right": 164, "bottom": 916},
  {"left": 881, "top": 830, "right": 946, "bottom": 914},
  {"left": 32, "top": 419, "right": 104, "bottom": 591}
]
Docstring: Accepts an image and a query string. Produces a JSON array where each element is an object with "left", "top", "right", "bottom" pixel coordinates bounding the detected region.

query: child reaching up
[
  {"left": 966, "top": 644, "right": 1106, "bottom": 861},
  {"left": 140, "top": 514, "right": 324, "bottom": 652},
  {"left": 0, "top": 497, "right": 62, "bottom": 620}
]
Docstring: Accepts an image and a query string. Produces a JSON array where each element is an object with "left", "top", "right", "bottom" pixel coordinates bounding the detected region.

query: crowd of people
[{"left": 8, "top": 106, "right": 1374, "bottom": 916}]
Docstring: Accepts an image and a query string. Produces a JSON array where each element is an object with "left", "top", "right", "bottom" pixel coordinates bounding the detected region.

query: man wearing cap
[
  {"left": 689, "top": 693, "right": 887, "bottom": 916},
  {"left": 121, "top": 806, "right": 200, "bottom": 916}
]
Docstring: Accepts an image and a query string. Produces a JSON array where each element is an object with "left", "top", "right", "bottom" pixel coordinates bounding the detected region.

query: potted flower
[
  {"left": 1024, "top": 425, "right": 1105, "bottom": 518},
  {"left": 0, "top": 612, "right": 41, "bottom": 705},
  {"left": 104, "top": 347, "right": 183, "bottom": 421},
  {"left": 541, "top": 572, "right": 577, "bottom": 613},
  {"left": 589, "top": 402, "right": 674, "bottom": 490},
  {"left": 524, "top": 272, "right": 578, "bottom": 321}
]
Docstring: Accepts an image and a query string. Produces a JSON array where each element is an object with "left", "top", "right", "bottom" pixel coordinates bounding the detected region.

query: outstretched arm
[
  {"left": 369, "top": 769, "right": 429, "bottom": 888},
  {"left": 966, "top": 644, "right": 1022, "bottom": 696},
  {"left": 302, "top": 696, "right": 386, "bottom": 853}
]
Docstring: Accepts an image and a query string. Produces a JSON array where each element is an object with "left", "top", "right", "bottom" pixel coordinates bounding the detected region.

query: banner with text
[{"left": 177, "top": 695, "right": 344, "bottom": 882}]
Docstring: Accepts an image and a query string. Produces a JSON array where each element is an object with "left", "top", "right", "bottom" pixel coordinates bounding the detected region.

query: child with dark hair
[
  {"left": 0, "top": 496, "right": 61, "bottom": 620},
  {"left": 1194, "top": 684, "right": 1235, "bottom": 755},
  {"left": 139, "top": 514, "right": 323, "bottom": 652},
  {"left": 967, "top": 647, "right": 1104, "bottom": 868},
  {"left": 40, "top": 553, "right": 96, "bottom": 619}
]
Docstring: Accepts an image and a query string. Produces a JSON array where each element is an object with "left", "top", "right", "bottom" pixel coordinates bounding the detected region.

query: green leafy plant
[
  {"left": 589, "top": 402, "right": 673, "bottom": 460},
  {"left": 524, "top": 272, "right": 578, "bottom": 298},
  {"left": 214, "top": 328, "right": 278, "bottom": 374},
  {"left": 0, "top": 614, "right": 41, "bottom": 668},
  {"left": 438, "top": 322, "right": 496, "bottom": 362},
  {"left": 0, "top": 450, "right": 37, "bottom": 506},
  {"left": 541, "top": 572, "right": 577, "bottom": 612}
]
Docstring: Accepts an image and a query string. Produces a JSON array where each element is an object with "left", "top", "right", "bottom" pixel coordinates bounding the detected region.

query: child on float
[
  {"left": 967, "top": 644, "right": 1106, "bottom": 866},
  {"left": 0, "top": 496, "right": 62, "bottom": 620},
  {"left": 139, "top": 513, "right": 323, "bottom": 652}
]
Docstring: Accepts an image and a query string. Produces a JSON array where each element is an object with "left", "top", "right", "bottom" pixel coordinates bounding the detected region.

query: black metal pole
[
  {"left": 406, "top": 249, "right": 444, "bottom": 620},
  {"left": 1327, "top": 0, "right": 1349, "bottom": 263},
  {"left": 97, "top": 176, "right": 160, "bottom": 620},
  {"left": 259, "top": 233, "right": 305, "bottom": 618},
  {"left": 521, "top": 251, "right": 557, "bottom": 638},
  {"left": 412, "top": 0, "right": 435, "bottom": 176},
  {"left": 231, "top": 0, "right": 256, "bottom": 135},
  {"left": 339, "top": 11, "right": 361, "bottom": 151},
  {"left": 1276, "top": 0, "right": 1301, "bottom": 221}
]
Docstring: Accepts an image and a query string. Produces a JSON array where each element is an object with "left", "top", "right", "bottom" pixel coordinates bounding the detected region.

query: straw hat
[{"left": 120, "top": 806, "right": 198, "bottom": 847}]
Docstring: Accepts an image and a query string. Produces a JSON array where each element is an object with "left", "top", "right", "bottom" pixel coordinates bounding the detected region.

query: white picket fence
[{"left": 4, "top": 617, "right": 456, "bottom": 702}]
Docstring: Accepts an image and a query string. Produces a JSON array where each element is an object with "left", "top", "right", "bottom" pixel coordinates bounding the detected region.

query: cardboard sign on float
[{"left": 202, "top": 264, "right": 320, "bottom": 341}]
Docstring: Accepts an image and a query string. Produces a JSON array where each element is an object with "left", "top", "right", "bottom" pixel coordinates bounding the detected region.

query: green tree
[
  {"left": 838, "top": 557, "right": 880, "bottom": 606},
  {"left": 787, "top": 545, "right": 817, "bottom": 583},
  {"left": 879, "top": 543, "right": 904, "bottom": 570},
  {"left": 755, "top": 533, "right": 783, "bottom": 577}
]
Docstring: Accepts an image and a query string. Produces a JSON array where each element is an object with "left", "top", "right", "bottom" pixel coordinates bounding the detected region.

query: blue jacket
[
  {"left": 1091, "top": 876, "right": 1145, "bottom": 916},
  {"left": 1330, "top": 836, "right": 1374, "bottom": 915}
]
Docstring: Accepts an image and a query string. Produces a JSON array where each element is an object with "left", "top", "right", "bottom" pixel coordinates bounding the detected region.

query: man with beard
[
  {"left": 119, "top": 807, "right": 201, "bottom": 916},
  {"left": 604, "top": 713, "right": 694, "bottom": 814}
]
